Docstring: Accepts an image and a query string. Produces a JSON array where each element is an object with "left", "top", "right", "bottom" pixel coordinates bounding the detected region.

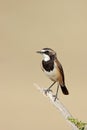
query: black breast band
[{"left": 42, "top": 60, "right": 54, "bottom": 72}]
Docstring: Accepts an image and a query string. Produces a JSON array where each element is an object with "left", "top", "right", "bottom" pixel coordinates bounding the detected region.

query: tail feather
[{"left": 60, "top": 85, "right": 69, "bottom": 95}]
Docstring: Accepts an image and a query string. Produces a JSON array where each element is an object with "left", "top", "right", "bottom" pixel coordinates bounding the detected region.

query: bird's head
[{"left": 37, "top": 48, "right": 56, "bottom": 61}]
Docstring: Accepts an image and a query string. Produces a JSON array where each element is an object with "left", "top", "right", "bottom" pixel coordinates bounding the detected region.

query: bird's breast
[
  {"left": 42, "top": 59, "right": 54, "bottom": 72},
  {"left": 42, "top": 60, "right": 61, "bottom": 81}
]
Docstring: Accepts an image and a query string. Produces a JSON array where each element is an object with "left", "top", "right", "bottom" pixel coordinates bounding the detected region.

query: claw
[
  {"left": 53, "top": 95, "right": 58, "bottom": 101},
  {"left": 44, "top": 89, "right": 52, "bottom": 95}
]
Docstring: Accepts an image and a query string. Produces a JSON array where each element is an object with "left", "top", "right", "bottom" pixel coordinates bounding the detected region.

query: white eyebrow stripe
[{"left": 41, "top": 49, "right": 46, "bottom": 52}]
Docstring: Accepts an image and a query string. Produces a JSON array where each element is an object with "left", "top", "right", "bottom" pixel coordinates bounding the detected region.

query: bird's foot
[
  {"left": 53, "top": 95, "right": 58, "bottom": 101},
  {"left": 44, "top": 89, "right": 52, "bottom": 95}
]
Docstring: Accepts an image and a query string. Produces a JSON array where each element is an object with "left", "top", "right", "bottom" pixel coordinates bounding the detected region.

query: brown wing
[{"left": 55, "top": 58, "right": 65, "bottom": 85}]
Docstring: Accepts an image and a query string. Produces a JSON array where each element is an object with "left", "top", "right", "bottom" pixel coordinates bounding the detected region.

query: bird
[{"left": 37, "top": 48, "right": 69, "bottom": 100}]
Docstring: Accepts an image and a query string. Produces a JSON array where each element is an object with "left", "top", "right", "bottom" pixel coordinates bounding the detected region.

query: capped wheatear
[{"left": 37, "top": 48, "right": 69, "bottom": 100}]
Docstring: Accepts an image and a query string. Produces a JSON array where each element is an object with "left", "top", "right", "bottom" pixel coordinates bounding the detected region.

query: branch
[{"left": 34, "top": 83, "right": 87, "bottom": 130}]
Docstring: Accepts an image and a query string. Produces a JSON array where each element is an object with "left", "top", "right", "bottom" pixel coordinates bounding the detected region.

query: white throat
[{"left": 43, "top": 54, "right": 50, "bottom": 61}]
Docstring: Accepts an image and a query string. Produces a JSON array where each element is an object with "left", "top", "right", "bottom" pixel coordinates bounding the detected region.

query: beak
[{"left": 36, "top": 51, "right": 43, "bottom": 54}]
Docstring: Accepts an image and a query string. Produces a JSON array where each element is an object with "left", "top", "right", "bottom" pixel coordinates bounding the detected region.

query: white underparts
[{"left": 44, "top": 62, "right": 59, "bottom": 81}]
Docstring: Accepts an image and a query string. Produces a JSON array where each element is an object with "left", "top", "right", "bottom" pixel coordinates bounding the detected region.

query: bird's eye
[{"left": 45, "top": 51, "right": 49, "bottom": 54}]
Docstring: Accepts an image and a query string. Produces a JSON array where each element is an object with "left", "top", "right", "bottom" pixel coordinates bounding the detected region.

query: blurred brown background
[{"left": 0, "top": 0, "right": 87, "bottom": 130}]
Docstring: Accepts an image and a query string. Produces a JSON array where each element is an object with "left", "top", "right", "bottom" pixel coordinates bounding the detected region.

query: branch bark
[{"left": 34, "top": 83, "right": 87, "bottom": 130}]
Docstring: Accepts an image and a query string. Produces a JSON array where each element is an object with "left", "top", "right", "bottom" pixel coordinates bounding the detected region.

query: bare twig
[{"left": 34, "top": 83, "right": 87, "bottom": 130}]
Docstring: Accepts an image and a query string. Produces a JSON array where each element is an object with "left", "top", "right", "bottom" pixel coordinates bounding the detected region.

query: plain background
[{"left": 0, "top": 0, "right": 87, "bottom": 130}]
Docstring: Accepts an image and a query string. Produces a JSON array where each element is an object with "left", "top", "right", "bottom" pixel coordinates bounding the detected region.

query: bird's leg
[
  {"left": 54, "top": 83, "right": 59, "bottom": 101},
  {"left": 44, "top": 81, "right": 56, "bottom": 94}
]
